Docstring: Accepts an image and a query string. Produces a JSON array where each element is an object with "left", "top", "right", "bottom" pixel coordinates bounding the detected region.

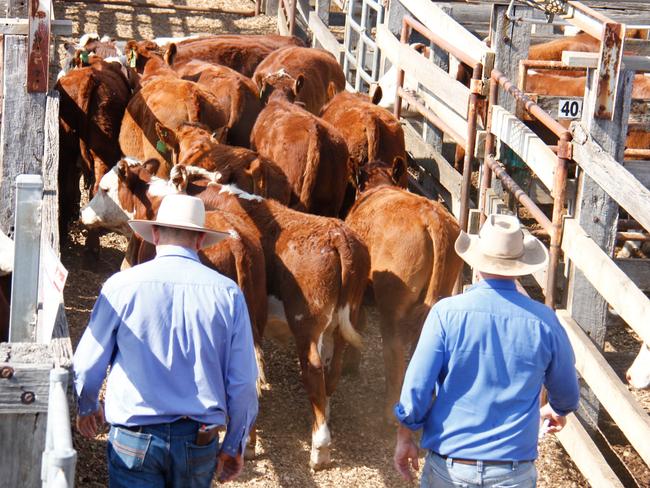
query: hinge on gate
[
  {"left": 470, "top": 78, "right": 489, "bottom": 97},
  {"left": 557, "top": 138, "right": 573, "bottom": 160}
]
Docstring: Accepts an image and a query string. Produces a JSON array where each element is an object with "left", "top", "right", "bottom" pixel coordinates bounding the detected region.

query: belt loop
[
  {"left": 446, "top": 456, "right": 453, "bottom": 468},
  {"left": 512, "top": 460, "right": 519, "bottom": 471},
  {"left": 476, "top": 460, "right": 483, "bottom": 474}
]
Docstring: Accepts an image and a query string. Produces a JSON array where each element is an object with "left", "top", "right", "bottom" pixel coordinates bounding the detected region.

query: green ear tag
[
  {"left": 156, "top": 140, "right": 167, "bottom": 154},
  {"left": 80, "top": 51, "right": 89, "bottom": 64},
  {"left": 129, "top": 50, "right": 137, "bottom": 68}
]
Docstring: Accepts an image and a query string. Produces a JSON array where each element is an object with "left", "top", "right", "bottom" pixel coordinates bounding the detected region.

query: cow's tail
[
  {"left": 77, "top": 72, "right": 98, "bottom": 190},
  {"left": 366, "top": 115, "right": 381, "bottom": 163},
  {"left": 298, "top": 122, "right": 323, "bottom": 211},
  {"left": 333, "top": 227, "right": 369, "bottom": 349}
]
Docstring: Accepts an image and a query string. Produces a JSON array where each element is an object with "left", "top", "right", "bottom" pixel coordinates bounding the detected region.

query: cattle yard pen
[
  {"left": 297, "top": 0, "right": 650, "bottom": 485},
  {"left": 0, "top": 0, "right": 75, "bottom": 487}
]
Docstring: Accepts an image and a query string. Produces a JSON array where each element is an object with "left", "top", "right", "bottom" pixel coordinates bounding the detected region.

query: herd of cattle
[{"left": 0, "top": 26, "right": 649, "bottom": 468}]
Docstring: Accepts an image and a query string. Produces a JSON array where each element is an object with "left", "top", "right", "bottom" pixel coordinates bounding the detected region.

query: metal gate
[{"left": 342, "top": 0, "right": 384, "bottom": 92}]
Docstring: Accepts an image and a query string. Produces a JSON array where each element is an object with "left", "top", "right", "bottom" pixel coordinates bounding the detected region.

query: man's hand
[
  {"left": 540, "top": 403, "right": 567, "bottom": 434},
  {"left": 217, "top": 452, "right": 243, "bottom": 483},
  {"left": 394, "top": 425, "right": 419, "bottom": 481},
  {"left": 76, "top": 404, "right": 105, "bottom": 438}
]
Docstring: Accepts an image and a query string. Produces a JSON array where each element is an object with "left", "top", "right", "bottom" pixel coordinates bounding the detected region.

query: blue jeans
[
  {"left": 107, "top": 418, "right": 219, "bottom": 488},
  {"left": 421, "top": 452, "right": 537, "bottom": 488}
]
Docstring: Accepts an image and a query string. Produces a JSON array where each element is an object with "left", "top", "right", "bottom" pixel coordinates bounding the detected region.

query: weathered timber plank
[
  {"left": 615, "top": 258, "right": 650, "bottom": 291},
  {"left": 0, "top": 35, "right": 47, "bottom": 236},
  {"left": 309, "top": 12, "right": 343, "bottom": 64},
  {"left": 41, "top": 92, "right": 60, "bottom": 254},
  {"left": 399, "top": 0, "right": 490, "bottom": 64},
  {"left": 418, "top": 89, "right": 469, "bottom": 146},
  {"left": 0, "top": 362, "right": 50, "bottom": 413},
  {"left": 0, "top": 413, "right": 47, "bottom": 487},
  {"left": 489, "top": 105, "right": 556, "bottom": 192},
  {"left": 376, "top": 24, "right": 470, "bottom": 119},
  {"left": 278, "top": 4, "right": 290, "bottom": 36},
  {"left": 563, "top": 50, "right": 650, "bottom": 73},
  {"left": 572, "top": 124, "right": 650, "bottom": 234},
  {"left": 556, "top": 413, "right": 625, "bottom": 488},
  {"left": 562, "top": 218, "right": 650, "bottom": 346},
  {"left": 403, "top": 120, "right": 463, "bottom": 218},
  {"left": 556, "top": 309, "right": 650, "bottom": 468}
]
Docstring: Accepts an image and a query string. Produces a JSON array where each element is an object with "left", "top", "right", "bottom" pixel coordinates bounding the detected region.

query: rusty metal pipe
[
  {"left": 480, "top": 77, "right": 500, "bottom": 228},
  {"left": 546, "top": 132, "right": 571, "bottom": 308},
  {"left": 402, "top": 16, "right": 479, "bottom": 68},
  {"left": 617, "top": 232, "right": 650, "bottom": 242},
  {"left": 520, "top": 60, "right": 587, "bottom": 71},
  {"left": 625, "top": 148, "right": 650, "bottom": 160},
  {"left": 485, "top": 155, "right": 553, "bottom": 232},
  {"left": 393, "top": 21, "right": 412, "bottom": 119},
  {"left": 459, "top": 63, "right": 483, "bottom": 234},
  {"left": 492, "top": 69, "right": 572, "bottom": 140}
]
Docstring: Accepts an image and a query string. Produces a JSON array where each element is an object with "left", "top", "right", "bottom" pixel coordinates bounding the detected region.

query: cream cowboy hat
[
  {"left": 128, "top": 194, "right": 228, "bottom": 248},
  {"left": 455, "top": 214, "right": 548, "bottom": 276}
]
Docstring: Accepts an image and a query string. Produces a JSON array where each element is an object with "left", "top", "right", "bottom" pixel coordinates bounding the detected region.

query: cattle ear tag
[
  {"left": 80, "top": 51, "right": 89, "bottom": 64},
  {"left": 156, "top": 140, "right": 167, "bottom": 154},
  {"left": 129, "top": 50, "right": 137, "bottom": 68}
]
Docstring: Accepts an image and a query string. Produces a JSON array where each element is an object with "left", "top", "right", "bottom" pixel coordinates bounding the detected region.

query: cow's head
[
  {"left": 155, "top": 122, "right": 227, "bottom": 166},
  {"left": 627, "top": 342, "right": 650, "bottom": 390},
  {"left": 258, "top": 69, "right": 304, "bottom": 105},
  {"left": 356, "top": 157, "right": 407, "bottom": 193},
  {"left": 80, "top": 158, "right": 172, "bottom": 235}
]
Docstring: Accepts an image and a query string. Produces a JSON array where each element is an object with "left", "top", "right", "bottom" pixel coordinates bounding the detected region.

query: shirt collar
[
  {"left": 472, "top": 278, "right": 518, "bottom": 291},
  {"left": 155, "top": 244, "right": 200, "bottom": 262}
]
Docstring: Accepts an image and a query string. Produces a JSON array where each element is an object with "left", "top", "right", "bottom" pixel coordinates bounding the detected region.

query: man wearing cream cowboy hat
[
  {"left": 74, "top": 194, "right": 258, "bottom": 487},
  {"left": 393, "top": 214, "right": 580, "bottom": 487}
]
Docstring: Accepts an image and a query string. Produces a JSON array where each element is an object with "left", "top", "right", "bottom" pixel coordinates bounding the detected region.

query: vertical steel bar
[
  {"left": 480, "top": 77, "right": 499, "bottom": 227},
  {"left": 342, "top": 0, "right": 354, "bottom": 82},
  {"left": 393, "top": 20, "right": 411, "bottom": 119},
  {"left": 371, "top": 3, "right": 384, "bottom": 82},
  {"left": 546, "top": 134, "right": 570, "bottom": 308},
  {"left": 459, "top": 63, "right": 483, "bottom": 233},
  {"left": 355, "top": 0, "right": 368, "bottom": 90},
  {"left": 9, "top": 174, "right": 43, "bottom": 342}
]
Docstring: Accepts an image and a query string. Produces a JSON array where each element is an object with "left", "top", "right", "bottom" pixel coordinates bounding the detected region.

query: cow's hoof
[
  {"left": 309, "top": 447, "right": 331, "bottom": 471},
  {"left": 245, "top": 444, "right": 256, "bottom": 460}
]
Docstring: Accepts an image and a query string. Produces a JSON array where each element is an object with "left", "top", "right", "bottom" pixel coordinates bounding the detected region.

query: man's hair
[{"left": 155, "top": 225, "right": 202, "bottom": 246}]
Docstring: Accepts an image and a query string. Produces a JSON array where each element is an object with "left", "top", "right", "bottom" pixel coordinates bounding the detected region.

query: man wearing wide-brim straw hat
[
  {"left": 73, "top": 194, "right": 258, "bottom": 487},
  {"left": 393, "top": 214, "right": 580, "bottom": 488}
]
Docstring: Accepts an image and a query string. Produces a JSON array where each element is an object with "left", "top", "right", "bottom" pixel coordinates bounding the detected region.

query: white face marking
[
  {"left": 627, "top": 343, "right": 650, "bottom": 390},
  {"left": 81, "top": 166, "right": 133, "bottom": 234},
  {"left": 219, "top": 184, "right": 263, "bottom": 201},
  {"left": 79, "top": 33, "right": 99, "bottom": 47},
  {"left": 148, "top": 176, "right": 174, "bottom": 198},
  {"left": 227, "top": 229, "right": 240, "bottom": 240},
  {"left": 0, "top": 230, "right": 14, "bottom": 275}
]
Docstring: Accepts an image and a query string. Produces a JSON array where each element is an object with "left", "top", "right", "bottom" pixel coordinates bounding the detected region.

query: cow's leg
[
  {"left": 380, "top": 316, "right": 406, "bottom": 423},
  {"left": 83, "top": 229, "right": 101, "bottom": 267},
  {"left": 246, "top": 424, "right": 257, "bottom": 459},
  {"left": 297, "top": 336, "right": 331, "bottom": 470},
  {"left": 342, "top": 305, "right": 366, "bottom": 376}
]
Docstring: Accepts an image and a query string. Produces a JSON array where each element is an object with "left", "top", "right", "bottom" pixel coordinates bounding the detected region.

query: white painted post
[
  {"left": 8, "top": 174, "right": 43, "bottom": 342},
  {"left": 42, "top": 368, "right": 76, "bottom": 488}
]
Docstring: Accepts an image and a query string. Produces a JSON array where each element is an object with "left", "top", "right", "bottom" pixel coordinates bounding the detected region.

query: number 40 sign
[{"left": 558, "top": 99, "right": 583, "bottom": 119}]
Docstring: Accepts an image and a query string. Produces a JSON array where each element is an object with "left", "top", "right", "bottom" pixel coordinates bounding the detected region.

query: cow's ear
[
  {"left": 259, "top": 81, "right": 273, "bottom": 104},
  {"left": 155, "top": 122, "right": 178, "bottom": 150},
  {"left": 326, "top": 80, "right": 338, "bottom": 101},
  {"left": 143, "top": 158, "right": 160, "bottom": 176},
  {"left": 294, "top": 74, "right": 305, "bottom": 96},
  {"left": 391, "top": 156, "right": 407, "bottom": 185},
  {"left": 170, "top": 165, "right": 188, "bottom": 193},
  {"left": 369, "top": 84, "right": 383, "bottom": 105},
  {"left": 164, "top": 43, "right": 177, "bottom": 66},
  {"left": 116, "top": 159, "right": 129, "bottom": 181}
]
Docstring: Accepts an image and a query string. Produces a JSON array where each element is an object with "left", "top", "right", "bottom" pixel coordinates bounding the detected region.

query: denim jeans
[
  {"left": 421, "top": 451, "right": 537, "bottom": 488},
  {"left": 107, "top": 418, "right": 219, "bottom": 488}
]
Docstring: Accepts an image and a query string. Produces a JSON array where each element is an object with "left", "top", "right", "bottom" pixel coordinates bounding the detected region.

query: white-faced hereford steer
[
  {"left": 171, "top": 164, "right": 370, "bottom": 469},
  {"left": 345, "top": 160, "right": 463, "bottom": 419}
]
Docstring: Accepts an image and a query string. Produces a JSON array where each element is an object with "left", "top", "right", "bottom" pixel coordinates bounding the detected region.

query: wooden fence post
[{"left": 567, "top": 68, "right": 634, "bottom": 431}]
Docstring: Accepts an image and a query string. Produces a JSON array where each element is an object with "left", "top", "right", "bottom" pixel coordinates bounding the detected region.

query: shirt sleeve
[
  {"left": 394, "top": 308, "right": 445, "bottom": 431},
  {"left": 220, "top": 291, "right": 259, "bottom": 456},
  {"left": 72, "top": 290, "right": 121, "bottom": 416},
  {"left": 544, "top": 318, "right": 580, "bottom": 416}
]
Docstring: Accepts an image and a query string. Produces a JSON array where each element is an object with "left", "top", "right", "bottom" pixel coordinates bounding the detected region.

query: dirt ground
[{"left": 53, "top": 1, "right": 649, "bottom": 486}]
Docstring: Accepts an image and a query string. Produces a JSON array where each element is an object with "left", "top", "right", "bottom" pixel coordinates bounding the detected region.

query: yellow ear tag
[{"left": 129, "top": 50, "right": 137, "bottom": 68}]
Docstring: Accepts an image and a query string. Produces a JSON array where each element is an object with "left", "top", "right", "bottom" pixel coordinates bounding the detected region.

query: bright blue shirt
[
  {"left": 73, "top": 245, "right": 259, "bottom": 456},
  {"left": 395, "top": 279, "right": 580, "bottom": 461}
]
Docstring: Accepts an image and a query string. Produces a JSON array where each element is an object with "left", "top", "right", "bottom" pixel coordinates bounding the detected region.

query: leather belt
[{"left": 435, "top": 452, "right": 524, "bottom": 466}]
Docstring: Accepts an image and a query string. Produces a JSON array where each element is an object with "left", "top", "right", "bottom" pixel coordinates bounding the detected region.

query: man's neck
[{"left": 478, "top": 271, "right": 515, "bottom": 282}]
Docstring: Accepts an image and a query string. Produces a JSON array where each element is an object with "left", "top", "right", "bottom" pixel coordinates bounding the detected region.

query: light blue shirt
[
  {"left": 73, "top": 245, "right": 258, "bottom": 456},
  {"left": 395, "top": 279, "right": 580, "bottom": 461}
]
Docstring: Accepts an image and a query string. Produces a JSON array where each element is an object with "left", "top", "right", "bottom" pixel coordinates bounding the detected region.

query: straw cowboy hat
[
  {"left": 129, "top": 194, "right": 228, "bottom": 248},
  {"left": 455, "top": 214, "right": 548, "bottom": 276}
]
